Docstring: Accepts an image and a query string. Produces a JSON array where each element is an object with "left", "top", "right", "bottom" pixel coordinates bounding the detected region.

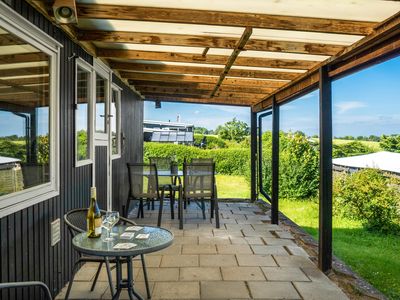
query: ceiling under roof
[{"left": 26, "top": 0, "right": 400, "bottom": 107}]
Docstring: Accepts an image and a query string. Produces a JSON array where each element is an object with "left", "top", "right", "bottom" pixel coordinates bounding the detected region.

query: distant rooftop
[
  {"left": 333, "top": 151, "right": 400, "bottom": 174},
  {"left": 0, "top": 156, "right": 20, "bottom": 165},
  {"left": 144, "top": 119, "right": 194, "bottom": 128}
]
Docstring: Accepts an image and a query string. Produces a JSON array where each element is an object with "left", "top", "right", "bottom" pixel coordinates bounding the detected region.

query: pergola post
[
  {"left": 318, "top": 65, "right": 333, "bottom": 272},
  {"left": 271, "top": 97, "right": 279, "bottom": 224},
  {"left": 250, "top": 109, "right": 258, "bottom": 202}
]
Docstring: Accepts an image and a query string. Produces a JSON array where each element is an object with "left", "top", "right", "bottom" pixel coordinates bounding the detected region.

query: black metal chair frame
[
  {"left": 183, "top": 162, "right": 220, "bottom": 229},
  {"left": 64, "top": 208, "right": 151, "bottom": 300},
  {"left": 0, "top": 281, "right": 52, "bottom": 300}
]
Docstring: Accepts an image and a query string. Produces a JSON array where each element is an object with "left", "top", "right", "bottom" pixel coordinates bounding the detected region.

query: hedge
[{"left": 144, "top": 142, "right": 249, "bottom": 175}]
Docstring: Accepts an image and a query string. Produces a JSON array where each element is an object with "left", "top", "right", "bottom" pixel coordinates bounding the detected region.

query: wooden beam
[
  {"left": 0, "top": 34, "right": 25, "bottom": 46},
  {"left": 138, "top": 86, "right": 266, "bottom": 99},
  {"left": 0, "top": 52, "right": 48, "bottom": 64},
  {"left": 144, "top": 95, "right": 256, "bottom": 106},
  {"left": 129, "top": 80, "right": 276, "bottom": 94},
  {"left": 81, "top": 31, "right": 345, "bottom": 56},
  {"left": 122, "top": 72, "right": 287, "bottom": 88},
  {"left": 0, "top": 76, "right": 49, "bottom": 86},
  {"left": 77, "top": 4, "right": 374, "bottom": 35},
  {"left": 0, "top": 85, "right": 48, "bottom": 95},
  {"left": 111, "top": 62, "right": 299, "bottom": 80},
  {"left": 0, "top": 67, "right": 49, "bottom": 78},
  {"left": 211, "top": 27, "right": 252, "bottom": 97},
  {"left": 99, "top": 49, "right": 317, "bottom": 70}
]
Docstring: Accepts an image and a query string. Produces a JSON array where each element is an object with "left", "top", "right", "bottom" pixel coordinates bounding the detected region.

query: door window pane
[
  {"left": 111, "top": 88, "right": 120, "bottom": 155},
  {"left": 95, "top": 74, "right": 107, "bottom": 133},
  {"left": 0, "top": 26, "right": 51, "bottom": 196},
  {"left": 76, "top": 65, "right": 91, "bottom": 161}
]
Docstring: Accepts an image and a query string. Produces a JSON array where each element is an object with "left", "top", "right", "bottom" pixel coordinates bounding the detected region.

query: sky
[
  {"left": 145, "top": 56, "right": 400, "bottom": 137},
  {"left": 1, "top": 56, "right": 400, "bottom": 138}
]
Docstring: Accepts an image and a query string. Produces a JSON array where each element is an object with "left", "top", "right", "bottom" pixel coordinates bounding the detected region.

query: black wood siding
[{"left": 0, "top": 1, "right": 144, "bottom": 299}]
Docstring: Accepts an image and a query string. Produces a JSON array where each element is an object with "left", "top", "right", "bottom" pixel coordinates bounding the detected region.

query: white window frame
[
  {"left": 0, "top": 2, "right": 62, "bottom": 218},
  {"left": 111, "top": 84, "right": 122, "bottom": 159},
  {"left": 75, "top": 58, "right": 94, "bottom": 167}
]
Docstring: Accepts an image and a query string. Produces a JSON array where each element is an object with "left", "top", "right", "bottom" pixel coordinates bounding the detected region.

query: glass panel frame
[
  {"left": 0, "top": 2, "right": 60, "bottom": 218},
  {"left": 75, "top": 58, "right": 94, "bottom": 167},
  {"left": 111, "top": 85, "right": 121, "bottom": 159}
]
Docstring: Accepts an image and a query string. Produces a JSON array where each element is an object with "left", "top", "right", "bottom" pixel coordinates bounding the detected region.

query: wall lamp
[{"left": 53, "top": 0, "right": 78, "bottom": 24}]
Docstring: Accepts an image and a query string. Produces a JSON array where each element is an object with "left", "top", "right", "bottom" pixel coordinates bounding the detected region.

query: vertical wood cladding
[{"left": 0, "top": 1, "right": 144, "bottom": 299}]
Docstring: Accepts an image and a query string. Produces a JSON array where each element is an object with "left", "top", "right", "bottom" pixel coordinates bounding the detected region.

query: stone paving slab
[{"left": 56, "top": 201, "right": 349, "bottom": 300}]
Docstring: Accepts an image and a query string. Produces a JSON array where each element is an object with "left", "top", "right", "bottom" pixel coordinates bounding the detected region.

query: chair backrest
[
  {"left": 191, "top": 158, "right": 213, "bottom": 164},
  {"left": 127, "top": 163, "right": 160, "bottom": 198},
  {"left": 64, "top": 208, "right": 136, "bottom": 238},
  {"left": 149, "top": 157, "right": 173, "bottom": 186},
  {"left": 183, "top": 162, "right": 215, "bottom": 199},
  {"left": 0, "top": 281, "right": 52, "bottom": 300}
]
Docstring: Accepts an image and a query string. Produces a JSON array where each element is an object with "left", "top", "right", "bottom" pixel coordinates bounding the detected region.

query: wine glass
[
  {"left": 109, "top": 211, "right": 120, "bottom": 237},
  {"left": 102, "top": 211, "right": 119, "bottom": 241}
]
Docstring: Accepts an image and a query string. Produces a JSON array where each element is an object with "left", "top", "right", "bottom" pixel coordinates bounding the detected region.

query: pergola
[{"left": 26, "top": 0, "right": 400, "bottom": 272}]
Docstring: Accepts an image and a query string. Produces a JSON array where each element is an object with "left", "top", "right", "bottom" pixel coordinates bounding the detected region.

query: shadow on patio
[{"left": 56, "top": 201, "right": 348, "bottom": 300}]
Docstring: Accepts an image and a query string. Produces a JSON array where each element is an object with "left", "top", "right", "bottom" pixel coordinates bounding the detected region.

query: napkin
[{"left": 113, "top": 243, "right": 137, "bottom": 250}]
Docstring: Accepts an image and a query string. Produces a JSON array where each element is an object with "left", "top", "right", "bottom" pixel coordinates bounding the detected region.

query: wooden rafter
[
  {"left": 111, "top": 62, "right": 298, "bottom": 80},
  {"left": 80, "top": 31, "right": 345, "bottom": 56},
  {"left": 138, "top": 86, "right": 265, "bottom": 99},
  {"left": 98, "top": 49, "right": 317, "bottom": 70},
  {"left": 0, "top": 52, "right": 48, "bottom": 64},
  {"left": 76, "top": 4, "right": 374, "bottom": 35},
  {"left": 130, "top": 80, "right": 276, "bottom": 94},
  {"left": 0, "top": 66, "right": 49, "bottom": 78},
  {"left": 146, "top": 95, "right": 256, "bottom": 106},
  {"left": 122, "top": 72, "right": 287, "bottom": 88},
  {"left": 211, "top": 27, "right": 252, "bottom": 97}
]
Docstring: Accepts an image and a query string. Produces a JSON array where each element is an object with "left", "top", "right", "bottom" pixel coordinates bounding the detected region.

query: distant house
[
  {"left": 332, "top": 151, "right": 400, "bottom": 176},
  {"left": 143, "top": 119, "right": 194, "bottom": 144},
  {"left": 0, "top": 156, "right": 23, "bottom": 195}
]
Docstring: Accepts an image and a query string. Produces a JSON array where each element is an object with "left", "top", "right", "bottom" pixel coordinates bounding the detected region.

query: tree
[
  {"left": 193, "top": 126, "right": 210, "bottom": 135},
  {"left": 380, "top": 134, "right": 400, "bottom": 153},
  {"left": 217, "top": 118, "right": 250, "bottom": 142}
]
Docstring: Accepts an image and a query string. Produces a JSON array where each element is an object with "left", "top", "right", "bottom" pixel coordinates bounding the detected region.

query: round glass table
[{"left": 72, "top": 225, "right": 174, "bottom": 300}]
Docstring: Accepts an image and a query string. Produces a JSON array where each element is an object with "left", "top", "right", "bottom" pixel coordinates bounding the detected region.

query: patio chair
[
  {"left": 125, "top": 163, "right": 168, "bottom": 227},
  {"left": 149, "top": 157, "right": 181, "bottom": 220},
  {"left": 0, "top": 281, "right": 52, "bottom": 300},
  {"left": 183, "top": 162, "right": 220, "bottom": 228},
  {"left": 64, "top": 208, "right": 150, "bottom": 300}
]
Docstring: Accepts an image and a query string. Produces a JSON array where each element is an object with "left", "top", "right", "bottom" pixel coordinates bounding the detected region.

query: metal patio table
[{"left": 72, "top": 225, "right": 174, "bottom": 300}]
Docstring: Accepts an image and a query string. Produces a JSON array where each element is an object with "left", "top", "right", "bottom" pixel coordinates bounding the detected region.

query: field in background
[
  {"left": 279, "top": 198, "right": 400, "bottom": 299},
  {"left": 333, "top": 139, "right": 382, "bottom": 151},
  {"left": 215, "top": 174, "right": 250, "bottom": 199}
]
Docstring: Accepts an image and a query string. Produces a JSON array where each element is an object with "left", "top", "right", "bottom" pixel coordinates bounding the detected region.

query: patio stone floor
[{"left": 56, "top": 201, "right": 348, "bottom": 299}]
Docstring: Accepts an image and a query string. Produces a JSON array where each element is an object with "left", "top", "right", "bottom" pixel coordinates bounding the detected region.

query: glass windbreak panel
[
  {"left": 0, "top": 26, "right": 51, "bottom": 197},
  {"left": 76, "top": 66, "right": 90, "bottom": 161},
  {"left": 95, "top": 74, "right": 107, "bottom": 133},
  {"left": 111, "top": 89, "right": 119, "bottom": 155},
  {"left": 259, "top": 112, "right": 272, "bottom": 198}
]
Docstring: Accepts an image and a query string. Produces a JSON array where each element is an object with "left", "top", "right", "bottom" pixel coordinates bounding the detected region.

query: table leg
[
  {"left": 112, "top": 257, "right": 122, "bottom": 300},
  {"left": 127, "top": 257, "right": 145, "bottom": 300}
]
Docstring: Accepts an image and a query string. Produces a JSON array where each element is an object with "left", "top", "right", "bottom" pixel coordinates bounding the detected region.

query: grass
[
  {"left": 333, "top": 139, "right": 382, "bottom": 151},
  {"left": 215, "top": 174, "right": 250, "bottom": 199},
  {"left": 279, "top": 198, "right": 400, "bottom": 299}
]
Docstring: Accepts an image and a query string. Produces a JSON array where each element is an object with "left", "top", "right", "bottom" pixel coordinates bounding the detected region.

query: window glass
[
  {"left": 0, "top": 26, "right": 51, "bottom": 196},
  {"left": 111, "top": 88, "right": 120, "bottom": 155},
  {"left": 76, "top": 65, "right": 91, "bottom": 161},
  {"left": 95, "top": 74, "right": 106, "bottom": 133}
]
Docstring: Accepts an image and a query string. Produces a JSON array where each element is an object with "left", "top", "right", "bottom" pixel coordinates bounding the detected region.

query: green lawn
[
  {"left": 279, "top": 198, "right": 400, "bottom": 299},
  {"left": 333, "top": 139, "right": 382, "bottom": 151},
  {"left": 215, "top": 174, "right": 250, "bottom": 199}
]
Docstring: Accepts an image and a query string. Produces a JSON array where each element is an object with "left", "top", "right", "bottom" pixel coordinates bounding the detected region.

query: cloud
[
  {"left": 335, "top": 101, "right": 366, "bottom": 114},
  {"left": 194, "top": 110, "right": 200, "bottom": 114}
]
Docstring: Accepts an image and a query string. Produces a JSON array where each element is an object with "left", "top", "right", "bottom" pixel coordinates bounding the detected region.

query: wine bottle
[{"left": 87, "top": 187, "right": 102, "bottom": 238}]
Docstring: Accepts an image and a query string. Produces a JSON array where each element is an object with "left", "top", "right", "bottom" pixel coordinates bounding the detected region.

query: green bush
[
  {"left": 257, "top": 131, "right": 319, "bottom": 199},
  {"left": 193, "top": 134, "right": 227, "bottom": 149},
  {"left": 333, "top": 141, "right": 374, "bottom": 158},
  {"left": 380, "top": 134, "right": 400, "bottom": 153},
  {"left": 144, "top": 142, "right": 249, "bottom": 175},
  {"left": 334, "top": 169, "right": 400, "bottom": 233}
]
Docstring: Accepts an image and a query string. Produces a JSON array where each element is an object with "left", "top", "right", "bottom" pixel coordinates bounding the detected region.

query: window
[
  {"left": 111, "top": 86, "right": 121, "bottom": 158},
  {"left": 0, "top": 2, "right": 60, "bottom": 217},
  {"left": 75, "top": 59, "right": 93, "bottom": 166},
  {"left": 95, "top": 74, "right": 107, "bottom": 134}
]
